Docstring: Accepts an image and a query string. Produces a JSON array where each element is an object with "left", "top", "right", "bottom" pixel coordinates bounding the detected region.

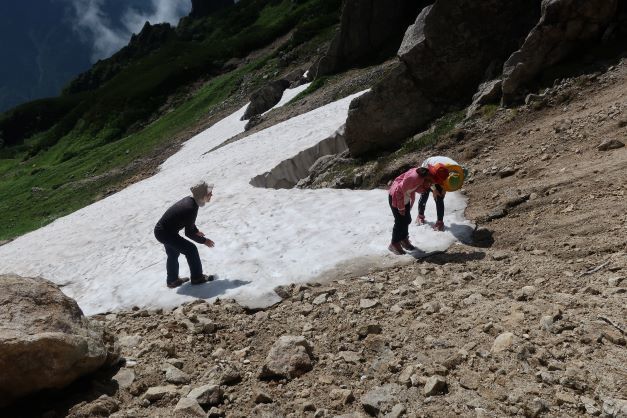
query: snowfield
[{"left": 0, "top": 85, "right": 473, "bottom": 314}]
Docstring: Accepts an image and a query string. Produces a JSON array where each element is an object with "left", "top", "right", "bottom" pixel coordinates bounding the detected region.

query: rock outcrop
[
  {"left": 242, "top": 79, "right": 291, "bottom": 121},
  {"left": 501, "top": 0, "right": 619, "bottom": 105},
  {"left": 0, "top": 275, "right": 116, "bottom": 406},
  {"left": 312, "top": 0, "right": 428, "bottom": 77},
  {"left": 344, "top": 0, "right": 540, "bottom": 156},
  {"left": 65, "top": 22, "right": 175, "bottom": 94}
]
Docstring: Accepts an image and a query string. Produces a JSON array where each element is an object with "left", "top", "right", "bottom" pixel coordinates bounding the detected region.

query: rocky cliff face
[
  {"left": 312, "top": 0, "right": 428, "bottom": 77},
  {"left": 501, "top": 0, "right": 619, "bottom": 105},
  {"left": 344, "top": 0, "right": 540, "bottom": 157},
  {"left": 65, "top": 22, "right": 176, "bottom": 95},
  {"left": 341, "top": 0, "right": 624, "bottom": 157}
]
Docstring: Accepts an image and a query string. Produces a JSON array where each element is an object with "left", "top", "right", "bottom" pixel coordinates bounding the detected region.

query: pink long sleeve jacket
[{"left": 388, "top": 168, "right": 432, "bottom": 210}]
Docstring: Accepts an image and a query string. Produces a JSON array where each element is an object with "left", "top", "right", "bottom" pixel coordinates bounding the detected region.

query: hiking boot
[
  {"left": 191, "top": 274, "right": 215, "bottom": 285},
  {"left": 416, "top": 214, "right": 426, "bottom": 225},
  {"left": 388, "top": 242, "right": 406, "bottom": 255},
  {"left": 400, "top": 238, "right": 416, "bottom": 251},
  {"left": 167, "top": 277, "right": 189, "bottom": 288},
  {"left": 433, "top": 221, "right": 445, "bottom": 231}
]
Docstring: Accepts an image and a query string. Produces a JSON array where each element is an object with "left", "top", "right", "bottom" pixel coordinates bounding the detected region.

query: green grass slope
[{"left": 0, "top": 0, "right": 341, "bottom": 240}]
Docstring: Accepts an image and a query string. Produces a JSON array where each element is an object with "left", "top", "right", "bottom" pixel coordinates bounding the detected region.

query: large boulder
[
  {"left": 0, "top": 275, "right": 116, "bottom": 406},
  {"left": 242, "top": 79, "right": 291, "bottom": 121},
  {"left": 313, "top": 0, "right": 428, "bottom": 77},
  {"left": 344, "top": 0, "right": 540, "bottom": 156},
  {"left": 501, "top": 0, "right": 619, "bottom": 105}
]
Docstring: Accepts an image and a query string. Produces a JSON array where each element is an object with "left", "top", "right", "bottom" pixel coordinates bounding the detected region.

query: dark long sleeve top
[{"left": 155, "top": 197, "right": 207, "bottom": 244}]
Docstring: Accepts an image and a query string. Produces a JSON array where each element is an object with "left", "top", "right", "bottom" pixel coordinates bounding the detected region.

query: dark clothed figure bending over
[
  {"left": 388, "top": 195, "right": 412, "bottom": 244},
  {"left": 418, "top": 184, "right": 445, "bottom": 222},
  {"left": 154, "top": 181, "right": 215, "bottom": 288}
]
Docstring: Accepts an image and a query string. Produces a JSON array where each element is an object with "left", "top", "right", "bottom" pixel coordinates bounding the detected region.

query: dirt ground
[{"left": 3, "top": 60, "right": 626, "bottom": 418}]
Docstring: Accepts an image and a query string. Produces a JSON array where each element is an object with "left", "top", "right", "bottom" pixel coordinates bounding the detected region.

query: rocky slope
[{"left": 2, "top": 49, "right": 625, "bottom": 418}]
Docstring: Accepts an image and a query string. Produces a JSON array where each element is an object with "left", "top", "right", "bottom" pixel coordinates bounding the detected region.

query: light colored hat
[{"left": 190, "top": 181, "right": 213, "bottom": 201}]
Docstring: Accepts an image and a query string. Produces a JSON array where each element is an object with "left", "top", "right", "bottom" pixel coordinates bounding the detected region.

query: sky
[
  {"left": 63, "top": 0, "right": 191, "bottom": 61},
  {"left": 0, "top": 84, "right": 473, "bottom": 315},
  {"left": 0, "top": 0, "right": 191, "bottom": 111}
]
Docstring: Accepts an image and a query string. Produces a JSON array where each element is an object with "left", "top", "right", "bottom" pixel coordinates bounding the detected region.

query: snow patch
[{"left": 0, "top": 87, "right": 473, "bottom": 314}]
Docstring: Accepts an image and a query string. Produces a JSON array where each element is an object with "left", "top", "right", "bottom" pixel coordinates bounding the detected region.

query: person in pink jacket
[{"left": 388, "top": 164, "right": 449, "bottom": 255}]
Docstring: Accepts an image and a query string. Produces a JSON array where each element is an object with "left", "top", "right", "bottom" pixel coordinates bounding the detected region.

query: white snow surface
[{"left": 0, "top": 86, "right": 473, "bottom": 314}]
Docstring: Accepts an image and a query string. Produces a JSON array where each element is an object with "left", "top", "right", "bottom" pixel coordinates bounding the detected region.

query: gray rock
[
  {"left": 398, "top": 365, "right": 415, "bottom": 387},
  {"left": 68, "top": 395, "right": 119, "bottom": 417},
  {"left": 580, "top": 396, "right": 601, "bottom": 416},
  {"left": 491, "top": 332, "right": 515, "bottom": 353},
  {"left": 361, "top": 384, "right": 403, "bottom": 416},
  {"left": 312, "top": 0, "right": 425, "bottom": 77},
  {"left": 358, "top": 324, "right": 383, "bottom": 339},
  {"left": 118, "top": 335, "right": 143, "bottom": 349},
  {"left": 502, "top": 0, "right": 619, "bottom": 104},
  {"left": 359, "top": 299, "right": 379, "bottom": 309},
  {"left": 273, "top": 285, "right": 292, "bottom": 300},
  {"left": 499, "top": 167, "right": 518, "bottom": 178},
  {"left": 385, "top": 403, "right": 407, "bottom": 418},
  {"left": 242, "top": 79, "right": 291, "bottom": 120},
  {"left": 211, "top": 363, "right": 242, "bottom": 386},
  {"left": 337, "top": 351, "right": 362, "bottom": 364},
  {"left": 515, "top": 285, "right": 537, "bottom": 301},
  {"left": 528, "top": 397, "right": 549, "bottom": 417},
  {"left": 467, "top": 79, "right": 503, "bottom": 118},
  {"left": 422, "top": 301, "right": 440, "bottom": 314},
  {"left": 112, "top": 368, "right": 135, "bottom": 389},
  {"left": 602, "top": 398, "right": 627, "bottom": 417},
  {"left": 244, "top": 115, "right": 263, "bottom": 131},
  {"left": 174, "top": 397, "right": 206, "bottom": 417},
  {"left": 312, "top": 293, "right": 328, "bottom": 305},
  {"left": 165, "top": 364, "right": 191, "bottom": 384},
  {"left": 259, "top": 336, "right": 314, "bottom": 380},
  {"left": 195, "top": 316, "right": 220, "bottom": 334},
  {"left": 423, "top": 375, "right": 447, "bottom": 396},
  {"left": 143, "top": 385, "right": 178, "bottom": 402},
  {"left": 598, "top": 139, "right": 625, "bottom": 151},
  {"left": 208, "top": 407, "right": 225, "bottom": 418},
  {"left": 330, "top": 388, "right": 355, "bottom": 405},
  {"left": 608, "top": 277, "right": 624, "bottom": 287},
  {"left": 463, "top": 293, "right": 483, "bottom": 306},
  {"left": 0, "top": 275, "right": 116, "bottom": 406},
  {"left": 187, "top": 384, "right": 223, "bottom": 406},
  {"left": 554, "top": 391, "right": 578, "bottom": 405},
  {"left": 250, "top": 403, "right": 286, "bottom": 418},
  {"left": 254, "top": 390, "right": 273, "bottom": 404}
]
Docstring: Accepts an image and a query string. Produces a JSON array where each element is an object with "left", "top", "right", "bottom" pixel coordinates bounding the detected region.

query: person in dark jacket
[{"left": 154, "top": 181, "right": 215, "bottom": 288}]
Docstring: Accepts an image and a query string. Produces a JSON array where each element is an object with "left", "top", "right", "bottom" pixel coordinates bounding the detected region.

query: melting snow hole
[{"left": 249, "top": 126, "right": 347, "bottom": 189}]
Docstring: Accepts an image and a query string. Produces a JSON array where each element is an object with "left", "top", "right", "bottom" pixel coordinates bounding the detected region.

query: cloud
[{"left": 65, "top": 0, "right": 190, "bottom": 62}]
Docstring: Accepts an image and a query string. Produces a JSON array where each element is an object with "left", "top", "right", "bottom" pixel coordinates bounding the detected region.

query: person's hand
[
  {"left": 204, "top": 239, "right": 215, "bottom": 248},
  {"left": 196, "top": 231, "right": 205, "bottom": 237}
]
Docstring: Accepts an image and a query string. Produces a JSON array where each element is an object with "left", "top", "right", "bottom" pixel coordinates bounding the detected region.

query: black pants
[
  {"left": 389, "top": 195, "right": 412, "bottom": 243},
  {"left": 418, "top": 184, "right": 444, "bottom": 221},
  {"left": 154, "top": 227, "right": 203, "bottom": 283}
]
